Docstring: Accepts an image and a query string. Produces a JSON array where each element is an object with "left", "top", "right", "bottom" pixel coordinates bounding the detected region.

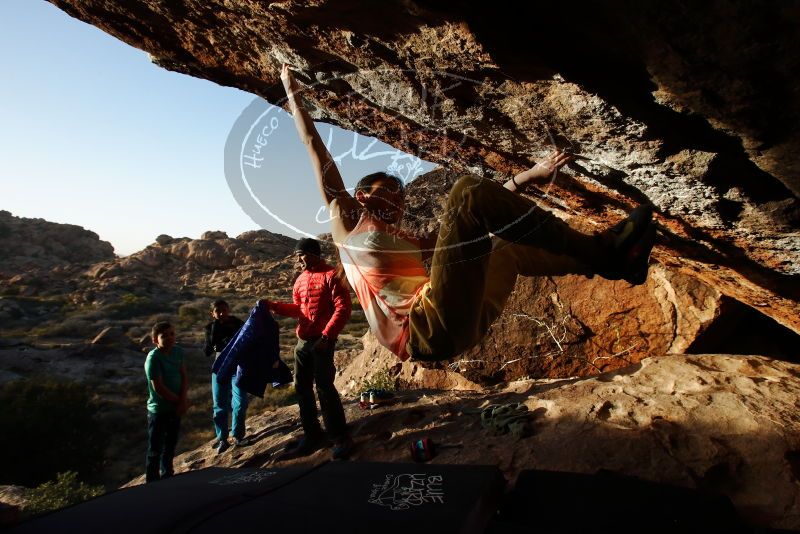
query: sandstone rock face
[
  {"left": 0, "top": 211, "right": 306, "bottom": 359},
  {"left": 336, "top": 259, "right": 721, "bottom": 385},
  {"left": 334, "top": 332, "right": 483, "bottom": 395},
  {"left": 452, "top": 265, "right": 722, "bottom": 381},
  {"left": 154, "top": 234, "right": 173, "bottom": 245},
  {"left": 200, "top": 230, "right": 228, "bottom": 240},
  {"left": 47, "top": 1, "right": 800, "bottom": 335},
  {"left": 142, "top": 354, "right": 800, "bottom": 530},
  {"left": 400, "top": 169, "right": 727, "bottom": 381}
]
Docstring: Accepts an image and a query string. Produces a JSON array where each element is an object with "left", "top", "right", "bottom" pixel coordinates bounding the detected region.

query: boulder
[
  {"left": 201, "top": 230, "right": 228, "bottom": 240},
  {"left": 90, "top": 326, "right": 133, "bottom": 348},
  {"left": 335, "top": 332, "right": 483, "bottom": 395},
  {"left": 0, "top": 485, "right": 25, "bottom": 525}
]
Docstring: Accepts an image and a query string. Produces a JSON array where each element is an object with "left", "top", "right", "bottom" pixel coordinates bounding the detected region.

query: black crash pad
[
  {"left": 494, "top": 469, "right": 747, "bottom": 533},
  {"left": 13, "top": 462, "right": 505, "bottom": 534},
  {"left": 189, "top": 461, "right": 505, "bottom": 534},
  {"left": 12, "top": 466, "right": 313, "bottom": 534}
]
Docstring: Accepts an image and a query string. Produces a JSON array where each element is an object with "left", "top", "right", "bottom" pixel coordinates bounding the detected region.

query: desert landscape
[{"left": 2, "top": 1, "right": 800, "bottom": 530}]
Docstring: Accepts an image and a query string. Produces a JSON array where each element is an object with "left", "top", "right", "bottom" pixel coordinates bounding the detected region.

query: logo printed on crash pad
[
  {"left": 368, "top": 473, "right": 444, "bottom": 510},
  {"left": 209, "top": 470, "right": 277, "bottom": 485}
]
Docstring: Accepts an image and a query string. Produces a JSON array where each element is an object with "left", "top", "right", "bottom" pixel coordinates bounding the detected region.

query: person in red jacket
[{"left": 265, "top": 238, "right": 353, "bottom": 459}]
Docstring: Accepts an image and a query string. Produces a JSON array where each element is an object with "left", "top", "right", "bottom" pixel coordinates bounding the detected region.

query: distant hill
[{"left": 0, "top": 209, "right": 115, "bottom": 271}]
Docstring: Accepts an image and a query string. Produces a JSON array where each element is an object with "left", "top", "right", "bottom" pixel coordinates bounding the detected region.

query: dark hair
[
  {"left": 294, "top": 238, "right": 321, "bottom": 256},
  {"left": 211, "top": 299, "right": 229, "bottom": 311},
  {"left": 355, "top": 172, "right": 404, "bottom": 194},
  {"left": 151, "top": 321, "right": 173, "bottom": 339}
]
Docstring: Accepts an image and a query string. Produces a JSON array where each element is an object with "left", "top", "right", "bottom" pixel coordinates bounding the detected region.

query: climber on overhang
[{"left": 279, "top": 64, "right": 656, "bottom": 362}]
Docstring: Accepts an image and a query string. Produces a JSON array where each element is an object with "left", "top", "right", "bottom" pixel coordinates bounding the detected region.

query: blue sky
[{"left": 0, "top": 0, "right": 434, "bottom": 255}]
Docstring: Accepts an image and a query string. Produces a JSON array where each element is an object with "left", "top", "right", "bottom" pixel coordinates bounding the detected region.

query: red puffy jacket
[{"left": 270, "top": 262, "right": 351, "bottom": 340}]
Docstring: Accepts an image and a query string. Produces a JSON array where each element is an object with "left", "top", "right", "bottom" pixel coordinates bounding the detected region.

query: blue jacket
[{"left": 212, "top": 301, "right": 292, "bottom": 397}]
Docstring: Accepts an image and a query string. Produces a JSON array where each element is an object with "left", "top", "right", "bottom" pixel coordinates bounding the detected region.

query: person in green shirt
[{"left": 143, "top": 321, "right": 188, "bottom": 483}]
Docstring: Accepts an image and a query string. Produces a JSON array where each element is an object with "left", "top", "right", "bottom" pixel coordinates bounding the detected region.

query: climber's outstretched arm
[{"left": 281, "top": 64, "right": 360, "bottom": 231}]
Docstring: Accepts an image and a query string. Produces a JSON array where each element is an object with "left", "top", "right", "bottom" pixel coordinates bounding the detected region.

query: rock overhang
[{"left": 46, "top": 0, "right": 799, "bottom": 333}]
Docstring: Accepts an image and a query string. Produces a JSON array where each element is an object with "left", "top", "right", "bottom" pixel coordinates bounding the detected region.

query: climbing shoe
[
  {"left": 597, "top": 204, "right": 656, "bottom": 284},
  {"left": 232, "top": 436, "right": 250, "bottom": 448},
  {"left": 284, "top": 434, "right": 324, "bottom": 457},
  {"left": 480, "top": 403, "right": 532, "bottom": 438},
  {"left": 622, "top": 223, "right": 657, "bottom": 285}
]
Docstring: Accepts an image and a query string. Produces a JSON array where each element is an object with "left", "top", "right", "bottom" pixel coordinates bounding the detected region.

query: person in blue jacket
[{"left": 204, "top": 299, "right": 246, "bottom": 454}]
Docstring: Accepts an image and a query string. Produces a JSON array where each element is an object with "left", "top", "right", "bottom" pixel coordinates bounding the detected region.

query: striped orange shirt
[{"left": 337, "top": 214, "right": 429, "bottom": 360}]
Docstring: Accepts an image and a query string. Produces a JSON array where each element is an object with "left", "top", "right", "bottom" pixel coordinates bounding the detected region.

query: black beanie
[{"left": 294, "top": 238, "right": 321, "bottom": 256}]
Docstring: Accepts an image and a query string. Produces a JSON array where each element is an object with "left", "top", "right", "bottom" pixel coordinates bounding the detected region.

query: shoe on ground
[
  {"left": 332, "top": 437, "right": 354, "bottom": 460},
  {"left": 216, "top": 439, "right": 230, "bottom": 455},
  {"left": 232, "top": 436, "right": 250, "bottom": 447},
  {"left": 285, "top": 435, "right": 324, "bottom": 457}
]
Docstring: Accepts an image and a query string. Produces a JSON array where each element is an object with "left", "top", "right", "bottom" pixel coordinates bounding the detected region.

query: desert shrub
[
  {"left": 24, "top": 471, "right": 104, "bottom": 516},
  {"left": 0, "top": 379, "right": 107, "bottom": 486},
  {"left": 104, "top": 293, "right": 170, "bottom": 319},
  {"left": 30, "top": 317, "right": 96, "bottom": 339},
  {"left": 178, "top": 302, "right": 204, "bottom": 318},
  {"left": 358, "top": 366, "right": 396, "bottom": 394},
  {"left": 177, "top": 301, "right": 207, "bottom": 327},
  {"left": 2, "top": 285, "right": 20, "bottom": 296},
  {"left": 121, "top": 293, "right": 146, "bottom": 305}
]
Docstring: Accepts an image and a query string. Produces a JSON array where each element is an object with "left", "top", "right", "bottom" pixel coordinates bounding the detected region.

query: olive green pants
[{"left": 408, "top": 175, "right": 599, "bottom": 361}]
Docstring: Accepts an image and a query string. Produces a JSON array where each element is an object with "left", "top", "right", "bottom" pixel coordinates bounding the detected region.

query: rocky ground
[{"left": 124, "top": 353, "right": 800, "bottom": 531}]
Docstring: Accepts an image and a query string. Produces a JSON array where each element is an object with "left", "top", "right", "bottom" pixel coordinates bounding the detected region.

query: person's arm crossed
[{"left": 151, "top": 377, "right": 180, "bottom": 404}]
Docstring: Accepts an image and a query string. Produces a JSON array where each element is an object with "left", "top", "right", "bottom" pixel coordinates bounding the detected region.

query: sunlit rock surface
[
  {"left": 127, "top": 353, "right": 800, "bottom": 530},
  {"left": 48, "top": 1, "right": 800, "bottom": 336}
]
